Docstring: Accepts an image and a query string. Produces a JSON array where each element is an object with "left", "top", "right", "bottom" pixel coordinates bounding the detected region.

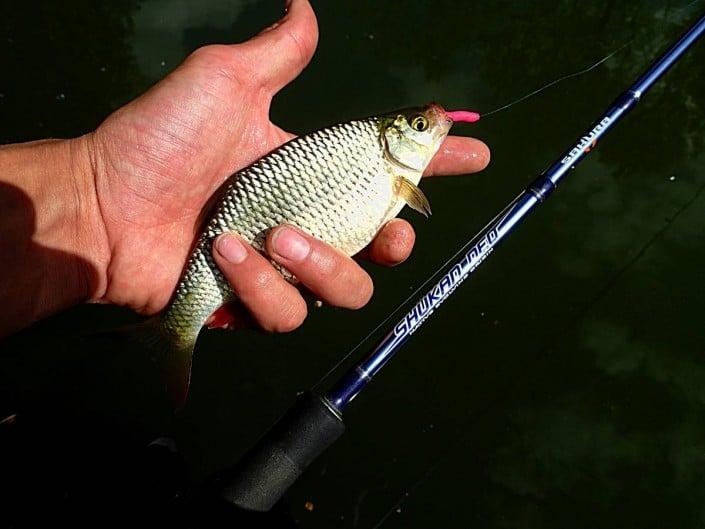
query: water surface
[{"left": 2, "top": 1, "right": 705, "bottom": 527}]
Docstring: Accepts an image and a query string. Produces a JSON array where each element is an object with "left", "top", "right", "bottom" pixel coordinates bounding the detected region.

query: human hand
[
  {"left": 0, "top": 0, "right": 489, "bottom": 336},
  {"left": 86, "top": 0, "right": 489, "bottom": 331}
]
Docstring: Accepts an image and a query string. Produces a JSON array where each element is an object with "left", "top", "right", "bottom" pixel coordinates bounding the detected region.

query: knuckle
[
  {"left": 270, "top": 298, "right": 307, "bottom": 333},
  {"left": 315, "top": 248, "right": 354, "bottom": 285},
  {"left": 187, "top": 44, "right": 227, "bottom": 64},
  {"left": 228, "top": 261, "right": 278, "bottom": 299},
  {"left": 314, "top": 250, "right": 373, "bottom": 308},
  {"left": 236, "top": 59, "right": 268, "bottom": 91},
  {"left": 186, "top": 45, "right": 250, "bottom": 88},
  {"left": 252, "top": 267, "right": 278, "bottom": 291},
  {"left": 316, "top": 251, "right": 344, "bottom": 282},
  {"left": 281, "top": 27, "right": 310, "bottom": 73}
]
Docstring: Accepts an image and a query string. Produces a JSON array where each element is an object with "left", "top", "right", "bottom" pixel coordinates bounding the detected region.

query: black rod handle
[{"left": 216, "top": 393, "right": 344, "bottom": 512}]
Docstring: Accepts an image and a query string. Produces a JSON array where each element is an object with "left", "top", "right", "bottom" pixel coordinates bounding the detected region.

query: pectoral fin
[{"left": 396, "top": 176, "right": 432, "bottom": 217}]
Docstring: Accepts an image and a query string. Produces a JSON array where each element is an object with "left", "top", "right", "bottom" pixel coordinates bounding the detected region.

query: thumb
[{"left": 238, "top": 0, "right": 319, "bottom": 94}]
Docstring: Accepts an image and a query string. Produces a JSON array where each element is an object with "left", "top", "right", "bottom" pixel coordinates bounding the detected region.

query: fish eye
[{"left": 410, "top": 115, "right": 429, "bottom": 132}]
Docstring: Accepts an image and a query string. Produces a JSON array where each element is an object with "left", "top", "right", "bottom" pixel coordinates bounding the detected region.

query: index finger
[{"left": 423, "top": 135, "right": 490, "bottom": 177}]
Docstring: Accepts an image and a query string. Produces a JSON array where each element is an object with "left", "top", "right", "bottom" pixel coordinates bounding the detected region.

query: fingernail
[
  {"left": 272, "top": 227, "right": 310, "bottom": 261},
  {"left": 215, "top": 234, "right": 247, "bottom": 264}
]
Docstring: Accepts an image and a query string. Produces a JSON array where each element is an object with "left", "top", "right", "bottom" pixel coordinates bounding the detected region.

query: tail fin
[{"left": 129, "top": 318, "right": 197, "bottom": 409}]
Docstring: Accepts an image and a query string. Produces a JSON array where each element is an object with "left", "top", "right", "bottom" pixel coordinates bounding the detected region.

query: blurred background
[{"left": 1, "top": 1, "right": 705, "bottom": 527}]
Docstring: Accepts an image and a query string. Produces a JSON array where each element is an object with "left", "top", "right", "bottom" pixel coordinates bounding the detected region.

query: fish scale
[
  {"left": 147, "top": 103, "right": 452, "bottom": 404},
  {"left": 163, "top": 118, "right": 388, "bottom": 342}
]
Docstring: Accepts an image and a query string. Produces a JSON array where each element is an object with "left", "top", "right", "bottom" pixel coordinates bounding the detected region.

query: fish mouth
[
  {"left": 427, "top": 102, "right": 452, "bottom": 126},
  {"left": 424, "top": 103, "right": 453, "bottom": 142}
]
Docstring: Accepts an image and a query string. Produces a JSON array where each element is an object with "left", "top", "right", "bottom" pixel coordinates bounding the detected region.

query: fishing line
[
  {"left": 675, "top": 0, "right": 704, "bottom": 13},
  {"left": 312, "top": 193, "right": 524, "bottom": 390},
  {"left": 314, "top": 47, "right": 623, "bottom": 384},
  {"left": 367, "top": 175, "right": 705, "bottom": 529},
  {"left": 358, "top": 6, "right": 705, "bottom": 521},
  {"left": 313, "top": 0, "right": 705, "bottom": 391},
  {"left": 480, "top": 0, "right": 703, "bottom": 120},
  {"left": 218, "top": 6, "right": 705, "bottom": 513},
  {"left": 314, "top": 44, "right": 637, "bottom": 387},
  {"left": 317, "top": 0, "right": 704, "bottom": 389},
  {"left": 316, "top": 41, "right": 635, "bottom": 389},
  {"left": 662, "top": 0, "right": 704, "bottom": 34},
  {"left": 480, "top": 42, "right": 632, "bottom": 119},
  {"left": 573, "top": 178, "right": 705, "bottom": 324},
  {"left": 369, "top": 459, "right": 441, "bottom": 529}
]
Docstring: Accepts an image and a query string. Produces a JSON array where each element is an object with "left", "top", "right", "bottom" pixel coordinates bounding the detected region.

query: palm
[
  {"left": 85, "top": 0, "right": 489, "bottom": 318},
  {"left": 92, "top": 45, "right": 296, "bottom": 313}
]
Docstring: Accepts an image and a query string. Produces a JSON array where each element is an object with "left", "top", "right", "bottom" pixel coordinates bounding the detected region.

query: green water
[{"left": 2, "top": 1, "right": 705, "bottom": 527}]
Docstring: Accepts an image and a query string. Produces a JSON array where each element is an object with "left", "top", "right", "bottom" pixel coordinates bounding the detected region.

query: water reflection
[
  {"left": 132, "top": 0, "right": 259, "bottom": 80},
  {"left": 1, "top": 1, "right": 705, "bottom": 528},
  {"left": 0, "top": 1, "right": 144, "bottom": 142}
]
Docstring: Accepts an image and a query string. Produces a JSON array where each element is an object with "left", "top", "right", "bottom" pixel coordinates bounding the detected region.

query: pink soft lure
[{"left": 446, "top": 110, "right": 481, "bottom": 123}]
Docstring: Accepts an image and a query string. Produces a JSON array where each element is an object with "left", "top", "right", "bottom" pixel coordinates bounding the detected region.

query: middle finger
[{"left": 266, "top": 225, "right": 374, "bottom": 309}]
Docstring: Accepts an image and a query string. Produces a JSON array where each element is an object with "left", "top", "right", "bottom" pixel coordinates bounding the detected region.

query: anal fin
[{"left": 128, "top": 317, "right": 197, "bottom": 410}]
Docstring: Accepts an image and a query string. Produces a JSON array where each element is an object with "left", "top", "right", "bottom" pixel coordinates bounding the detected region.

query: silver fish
[{"left": 147, "top": 103, "right": 453, "bottom": 404}]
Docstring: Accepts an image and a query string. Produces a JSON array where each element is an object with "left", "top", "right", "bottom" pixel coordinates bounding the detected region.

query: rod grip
[{"left": 217, "top": 393, "right": 345, "bottom": 512}]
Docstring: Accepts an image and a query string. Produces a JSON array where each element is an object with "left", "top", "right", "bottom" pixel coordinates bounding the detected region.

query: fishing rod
[{"left": 212, "top": 12, "right": 705, "bottom": 512}]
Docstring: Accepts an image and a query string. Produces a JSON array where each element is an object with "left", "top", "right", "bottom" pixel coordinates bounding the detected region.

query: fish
[{"left": 145, "top": 103, "right": 455, "bottom": 405}]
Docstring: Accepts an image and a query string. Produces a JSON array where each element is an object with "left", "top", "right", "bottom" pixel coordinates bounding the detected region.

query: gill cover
[{"left": 382, "top": 103, "right": 452, "bottom": 172}]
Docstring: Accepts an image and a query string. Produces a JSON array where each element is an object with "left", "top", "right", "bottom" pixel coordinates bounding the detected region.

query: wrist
[
  {"left": 62, "top": 133, "right": 111, "bottom": 301},
  {"left": 0, "top": 135, "right": 109, "bottom": 335}
]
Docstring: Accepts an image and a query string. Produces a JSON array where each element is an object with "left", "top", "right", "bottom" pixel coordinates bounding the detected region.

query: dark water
[{"left": 2, "top": 1, "right": 705, "bottom": 527}]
